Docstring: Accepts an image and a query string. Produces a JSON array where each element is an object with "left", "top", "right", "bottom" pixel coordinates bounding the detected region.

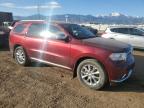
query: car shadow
[
  {"left": 30, "top": 62, "right": 53, "bottom": 67},
  {"left": 104, "top": 52, "right": 144, "bottom": 93}
]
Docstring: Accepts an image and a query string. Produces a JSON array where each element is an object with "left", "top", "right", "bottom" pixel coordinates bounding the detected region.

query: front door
[
  {"left": 112, "top": 28, "right": 131, "bottom": 44},
  {"left": 43, "top": 25, "right": 71, "bottom": 67},
  {"left": 128, "top": 28, "right": 144, "bottom": 48}
]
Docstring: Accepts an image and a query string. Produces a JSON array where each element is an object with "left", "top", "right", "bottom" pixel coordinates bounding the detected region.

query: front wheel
[{"left": 77, "top": 59, "right": 108, "bottom": 90}]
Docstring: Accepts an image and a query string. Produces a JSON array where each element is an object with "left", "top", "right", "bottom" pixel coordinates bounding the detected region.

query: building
[{"left": 0, "top": 12, "right": 13, "bottom": 26}]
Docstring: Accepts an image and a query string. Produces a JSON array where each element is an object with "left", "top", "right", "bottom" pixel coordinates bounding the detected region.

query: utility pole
[
  {"left": 65, "top": 15, "right": 68, "bottom": 23},
  {"left": 37, "top": 0, "right": 40, "bottom": 20}
]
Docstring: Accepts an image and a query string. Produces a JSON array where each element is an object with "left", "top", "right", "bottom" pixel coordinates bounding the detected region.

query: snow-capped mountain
[
  {"left": 14, "top": 13, "right": 144, "bottom": 24},
  {"left": 96, "top": 12, "right": 129, "bottom": 18},
  {"left": 110, "top": 12, "right": 122, "bottom": 17}
]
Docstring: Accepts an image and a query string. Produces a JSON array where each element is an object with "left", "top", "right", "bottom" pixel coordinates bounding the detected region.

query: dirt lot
[{"left": 0, "top": 48, "right": 144, "bottom": 108}]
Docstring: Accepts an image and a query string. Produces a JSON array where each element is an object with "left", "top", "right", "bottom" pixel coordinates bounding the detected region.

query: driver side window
[{"left": 49, "top": 25, "right": 66, "bottom": 40}]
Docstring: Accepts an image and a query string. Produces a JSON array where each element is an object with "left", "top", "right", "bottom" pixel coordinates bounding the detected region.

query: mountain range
[{"left": 14, "top": 12, "right": 144, "bottom": 24}]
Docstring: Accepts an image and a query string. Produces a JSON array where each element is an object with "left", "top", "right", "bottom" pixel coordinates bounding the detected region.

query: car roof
[
  {"left": 108, "top": 26, "right": 138, "bottom": 29},
  {"left": 17, "top": 20, "right": 46, "bottom": 24},
  {"left": 15, "top": 20, "right": 72, "bottom": 26}
]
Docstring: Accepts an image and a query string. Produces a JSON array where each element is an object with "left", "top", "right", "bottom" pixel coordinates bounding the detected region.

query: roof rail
[
  {"left": 20, "top": 20, "right": 45, "bottom": 22},
  {"left": 108, "top": 25, "right": 137, "bottom": 28}
]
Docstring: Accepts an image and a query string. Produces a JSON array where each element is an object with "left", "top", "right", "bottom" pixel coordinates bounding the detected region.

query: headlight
[
  {"left": 130, "top": 46, "right": 133, "bottom": 53},
  {"left": 110, "top": 53, "right": 127, "bottom": 61}
]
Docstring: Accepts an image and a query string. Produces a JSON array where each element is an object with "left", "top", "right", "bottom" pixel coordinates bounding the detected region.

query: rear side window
[
  {"left": 111, "top": 28, "right": 129, "bottom": 34},
  {"left": 27, "top": 23, "right": 65, "bottom": 39},
  {"left": 111, "top": 28, "right": 118, "bottom": 33},
  {"left": 118, "top": 28, "right": 129, "bottom": 34},
  {"left": 13, "top": 24, "right": 26, "bottom": 34}
]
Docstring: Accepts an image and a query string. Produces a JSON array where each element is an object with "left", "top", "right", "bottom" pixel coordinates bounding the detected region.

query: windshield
[{"left": 61, "top": 24, "right": 96, "bottom": 39}]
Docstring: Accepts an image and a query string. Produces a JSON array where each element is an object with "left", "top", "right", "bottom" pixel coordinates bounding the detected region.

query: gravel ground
[{"left": 0, "top": 48, "right": 144, "bottom": 108}]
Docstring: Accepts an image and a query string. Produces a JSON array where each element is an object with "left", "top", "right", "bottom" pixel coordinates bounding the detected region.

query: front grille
[{"left": 124, "top": 46, "right": 133, "bottom": 59}]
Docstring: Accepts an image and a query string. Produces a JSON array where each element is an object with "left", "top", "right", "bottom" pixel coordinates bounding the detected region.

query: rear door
[
  {"left": 10, "top": 23, "right": 27, "bottom": 49},
  {"left": 25, "top": 23, "right": 48, "bottom": 60}
]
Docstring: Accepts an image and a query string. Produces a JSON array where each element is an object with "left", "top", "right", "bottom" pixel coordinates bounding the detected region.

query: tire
[
  {"left": 77, "top": 59, "right": 107, "bottom": 90},
  {"left": 14, "top": 46, "right": 30, "bottom": 66}
]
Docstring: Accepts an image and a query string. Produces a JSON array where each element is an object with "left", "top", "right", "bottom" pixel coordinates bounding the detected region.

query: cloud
[
  {"left": 48, "top": 1, "right": 61, "bottom": 8},
  {"left": 0, "top": 1, "right": 61, "bottom": 9},
  {"left": 19, "top": 6, "right": 37, "bottom": 9},
  {"left": 0, "top": 2, "right": 15, "bottom": 8}
]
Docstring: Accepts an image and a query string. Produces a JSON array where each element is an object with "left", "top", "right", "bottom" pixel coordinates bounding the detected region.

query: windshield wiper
[{"left": 80, "top": 36, "right": 97, "bottom": 39}]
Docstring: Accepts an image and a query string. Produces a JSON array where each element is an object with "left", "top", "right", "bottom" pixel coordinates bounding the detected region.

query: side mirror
[
  {"left": 65, "top": 36, "right": 71, "bottom": 42},
  {"left": 8, "top": 26, "right": 13, "bottom": 30},
  {"left": 57, "top": 34, "right": 71, "bottom": 42}
]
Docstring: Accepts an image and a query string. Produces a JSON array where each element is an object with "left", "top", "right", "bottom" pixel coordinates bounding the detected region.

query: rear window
[{"left": 13, "top": 24, "right": 26, "bottom": 33}]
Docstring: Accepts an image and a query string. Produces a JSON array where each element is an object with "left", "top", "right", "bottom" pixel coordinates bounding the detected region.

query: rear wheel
[
  {"left": 77, "top": 59, "right": 107, "bottom": 90},
  {"left": 14, "top": 46, "right": 30, "bottom": 66}
]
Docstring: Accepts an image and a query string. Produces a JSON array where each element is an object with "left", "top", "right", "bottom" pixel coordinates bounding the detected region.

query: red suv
[{"left": 9, "top": 20, "right": 135, "bottom": 90}]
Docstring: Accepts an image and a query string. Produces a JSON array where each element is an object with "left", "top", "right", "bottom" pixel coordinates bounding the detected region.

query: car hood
[{"left": 82, "top": 37, "right": 130, "bottom": 52}]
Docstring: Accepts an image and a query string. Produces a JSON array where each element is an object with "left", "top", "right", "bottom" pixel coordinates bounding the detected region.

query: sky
[{"left": 0, "top": 0, "right": 144, "bottom": 17}]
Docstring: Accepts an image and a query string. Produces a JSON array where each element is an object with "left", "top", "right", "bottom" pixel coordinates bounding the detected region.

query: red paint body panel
[{"left": 9, "top": 21, "right": 135, "bottom": 82}]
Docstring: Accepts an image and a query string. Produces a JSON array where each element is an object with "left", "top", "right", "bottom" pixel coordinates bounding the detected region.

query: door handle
[
  {"left": 25, "top": 32, "right": 28, "bottom": 36},
  {"left": 130, "top": 37, "right": 134, "bottom": 38}
]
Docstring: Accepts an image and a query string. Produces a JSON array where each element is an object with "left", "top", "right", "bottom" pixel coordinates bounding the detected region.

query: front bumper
[
  {"left": 111, "top": 69, "right": 133, "bottom": 83},
  {"left": 105, "top": 54, "right": 135, "bottom": 83}
]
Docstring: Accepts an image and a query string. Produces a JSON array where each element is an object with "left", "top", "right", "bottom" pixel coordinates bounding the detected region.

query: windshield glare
[{"left": 62, "top": 24, "right": 96, "bottom": 39}]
